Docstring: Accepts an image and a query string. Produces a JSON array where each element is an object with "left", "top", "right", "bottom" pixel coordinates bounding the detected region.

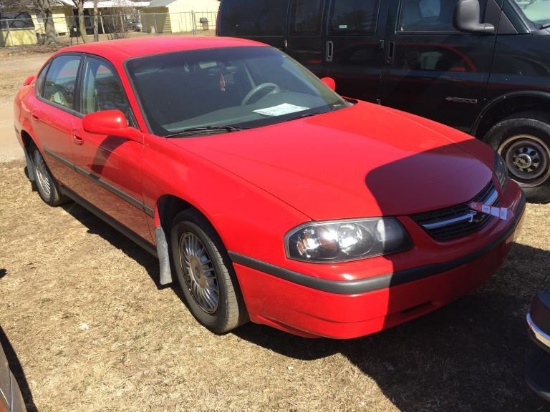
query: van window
[
  {"left": 328, "top": 0, "right": 380, "bottom": 35},
  {"left": 398, "top": 0, "right": 457, "bottom": 32},
  {"left": 218, "top": 0, "right": 287, "bottom": 36},
  {"left": 290, "top": 0, "right": 324, "bottom": 34}
]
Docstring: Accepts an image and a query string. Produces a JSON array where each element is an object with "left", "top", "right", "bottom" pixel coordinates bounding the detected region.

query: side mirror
[
  {"left": 23, "top": 75, "right": 35, "bottom": 86},
  {"left": 82, "top": 110, "right": 142, "bottom": 141},
  {"left": 454, "top": 0, "right": 495, "bottom": 34},
  {"left": 321, "top": 77, "right": 336, "bottom": 91}
]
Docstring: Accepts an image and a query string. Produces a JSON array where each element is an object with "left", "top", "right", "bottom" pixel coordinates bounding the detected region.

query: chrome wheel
[
  {"left": 32, "top": 148, "right": 52, "bottom": 199},
  {"left": 498, "top": 134, "right": 550, "bottom": 187},
  {"left": 171, "top": 210, "right": 248, "bottom": 333},
  {"left": 179, "top": 232, "right": 219, "bottom": 314}
]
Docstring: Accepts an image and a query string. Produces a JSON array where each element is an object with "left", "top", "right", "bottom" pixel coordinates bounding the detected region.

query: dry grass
[
  {"left": 1, "top": 45, "right": 550, "bottom": 411},
  {"left": 2, "top": 163, "right": 550, "bottom": 412}
]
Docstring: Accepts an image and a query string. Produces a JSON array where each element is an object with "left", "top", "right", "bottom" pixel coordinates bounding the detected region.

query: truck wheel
[
  {"left": 170, "top": 209, "right": 248, "bottom": 334},
  {"left": 485, "top": 112, "right": 550, "bottom": 203},
  {"left": 30, "top": 145, "right": 68, "bottom": 206}
]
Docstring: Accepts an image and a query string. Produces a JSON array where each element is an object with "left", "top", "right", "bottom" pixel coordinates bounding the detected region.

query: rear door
[
  {"left": 31, "top": 54, "right": 82, "bottom": 186},
  {"left": 379, "top": 0, "right": 502, "bottom": 133},
  {"left": 323, "top": 0, "right": 389, "bottom": 102}
]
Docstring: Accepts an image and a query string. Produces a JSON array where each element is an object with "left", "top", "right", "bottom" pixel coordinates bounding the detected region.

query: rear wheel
[
  {"left": 170, "top": 209, "right": 248, "bottom": 334},
  {"left": 485, "top": 112, "right": 550, "bottom": 203},
  {"left": 30, "top": 145, "right": 67, "bottom": 206}
]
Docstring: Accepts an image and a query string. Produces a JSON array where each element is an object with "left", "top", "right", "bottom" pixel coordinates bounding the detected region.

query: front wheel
[
  {"left": 485, "top": 113, "right": 550, "bottom": 203},
  {"left": 170, "top": 210, "right": 248, "bottom": 334}
]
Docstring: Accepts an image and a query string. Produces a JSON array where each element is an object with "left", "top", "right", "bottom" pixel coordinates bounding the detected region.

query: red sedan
[{"left": 14, "top": 36, "right": 525, "bottom": 339}]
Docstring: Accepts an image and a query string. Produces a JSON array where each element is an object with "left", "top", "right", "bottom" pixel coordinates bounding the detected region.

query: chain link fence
[{"left": 0, "top": 11, "right": 218, "bottom": 47}]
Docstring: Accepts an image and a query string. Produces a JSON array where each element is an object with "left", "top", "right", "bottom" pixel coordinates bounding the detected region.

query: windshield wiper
[
  {"left": 284, "top": 112, "right": 323, "bottom": 122},
  {"left": 165, "top": 125, "right": 248, "bottom": 138}
]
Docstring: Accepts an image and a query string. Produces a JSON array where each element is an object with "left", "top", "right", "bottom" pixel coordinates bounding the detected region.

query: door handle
[
  {"left": 326, "top": 41, "right": 334, "bottom": 63},
  {"left": 73, "top": 134, "right": 84, "bottom": 145},
  {"left": 386, "top": 41, "right": 395, "bottom": 64},
  {"left": 31, "top": 113, "right": 40, "bottom": 121}
]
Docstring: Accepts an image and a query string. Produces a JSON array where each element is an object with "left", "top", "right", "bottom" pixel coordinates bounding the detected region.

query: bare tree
[
  {"left": 71, "top": 0, "right": 87, "bottom": 43},
  {"left": 93, "top": 0, "right": 98, "bottom": 41},
  {"left": 0, "top": 0, "right": 33, "bottom": 11},
  {"left": 32, "top": 0, "right": 58, "bottom": 44},
  {"left": 1, "top": 0, "right": 59, "bottom": 44}
]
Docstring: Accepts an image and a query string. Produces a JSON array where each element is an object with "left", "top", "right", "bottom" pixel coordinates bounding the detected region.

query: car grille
[{"left": 411, "top": 180, "right": 499, "bottom": 241}]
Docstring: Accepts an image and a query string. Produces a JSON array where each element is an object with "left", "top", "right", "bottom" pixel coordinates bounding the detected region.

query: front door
[
  {"left": 323, "top": 0, "right": 390, "bottom": 102},
  {"left": 379, "top": 0, "right": 501, "bottom": 133},
  {"left": 70, "top": 55, "right": 152, "bottom": 243}
]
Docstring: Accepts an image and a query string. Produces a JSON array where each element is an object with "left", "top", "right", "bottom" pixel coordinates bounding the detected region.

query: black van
[{"left": 217, "top": 0, "right": 550, "bottom": 203}]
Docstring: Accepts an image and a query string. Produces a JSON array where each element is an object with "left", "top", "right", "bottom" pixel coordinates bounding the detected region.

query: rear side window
[
  {"left": 328, "top": 0, "right": 381, "bottom": 35},
  {"left": 218, "top": 0, "right": 287, "bottom": 36},
  {"left": 41, "top": 55, "right": 81, "bottom": 110},
  {"left": 289, "top": 0, "right": 324, "bottom": 35}
]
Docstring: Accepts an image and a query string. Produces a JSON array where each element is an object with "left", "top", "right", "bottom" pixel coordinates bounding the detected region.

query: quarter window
[{"left": 42, "top": 55, "right": 80, "bottom": 109}]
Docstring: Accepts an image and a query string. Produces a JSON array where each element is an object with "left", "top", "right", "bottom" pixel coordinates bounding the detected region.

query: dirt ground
[{"left": 1, "top": 45, "right": 550, "bottom": 412}]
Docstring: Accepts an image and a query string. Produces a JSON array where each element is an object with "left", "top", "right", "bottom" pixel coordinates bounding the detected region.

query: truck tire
[{"left": 485, "top": 112, "right": 550, "bottom": 203}]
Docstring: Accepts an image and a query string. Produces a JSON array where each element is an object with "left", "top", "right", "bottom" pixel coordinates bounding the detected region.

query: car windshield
[
  {"left": 513, "top": 0, "right": 550, "bottom": 27},
  {"left": 126, "top": 46, "right": 349, "bottom": 137}
]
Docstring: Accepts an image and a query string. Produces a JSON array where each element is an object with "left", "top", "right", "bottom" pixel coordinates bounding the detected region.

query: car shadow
[
  {"left": 61, "top": 201, "right": 163, "bottom": 288},
  {"left": 234, "top": 242, "right": 549, "bottom": 411},
  {"left": 0, "top": 325, "right": 37, "bottom": 412}
]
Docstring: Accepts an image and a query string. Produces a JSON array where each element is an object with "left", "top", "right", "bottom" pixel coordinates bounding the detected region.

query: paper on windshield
[{"left": 254, "top": 103, "right": 309, "bottom": 117}]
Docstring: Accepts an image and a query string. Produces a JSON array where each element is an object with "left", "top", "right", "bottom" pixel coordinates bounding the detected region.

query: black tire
[
  {"left": 29, "top": 145, "right": 68, "bottom": 206},
  {"left": 170, "top": 209, "right": 248, "bottom": 334},
  {"left": 485, "top": 112, "right": 550, "bottom": 203}
]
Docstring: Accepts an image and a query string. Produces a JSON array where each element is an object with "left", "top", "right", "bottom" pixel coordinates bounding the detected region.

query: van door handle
[
  {"left": 386, "top": 41, "right": 395, "bottom": 64},
  {"left": 326, "top": 41, "right": 333, "bottom": 63}
]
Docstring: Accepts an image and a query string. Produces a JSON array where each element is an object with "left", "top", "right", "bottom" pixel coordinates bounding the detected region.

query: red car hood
[{"left": 171, "top": 102, "right": 495, "bottom": 219}]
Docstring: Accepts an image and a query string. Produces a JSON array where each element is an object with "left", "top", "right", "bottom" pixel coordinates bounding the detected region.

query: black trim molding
[{"left": 45, "top": 148, "right": 154, "bottom": 217}]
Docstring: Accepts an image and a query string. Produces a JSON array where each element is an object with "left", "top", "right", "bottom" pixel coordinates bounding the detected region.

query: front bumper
[
  {"left": 231, "top": 197, "right": 524, "bottom": 339},
  {"left": 526, "top": 288, "right": 550, "bottom": 402}
]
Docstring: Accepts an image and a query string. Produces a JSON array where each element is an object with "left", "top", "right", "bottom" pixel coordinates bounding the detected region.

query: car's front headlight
[
  {"left": 494, "top": 151, "right": 508, "bottom": 189},
  {"left": 285, "top": 218, "right": 412, "bottom": 263}
]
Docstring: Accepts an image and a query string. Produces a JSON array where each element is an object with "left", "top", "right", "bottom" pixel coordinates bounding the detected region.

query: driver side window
[{"left": 399, "top": 0, "right": 457, "bottom": 32}]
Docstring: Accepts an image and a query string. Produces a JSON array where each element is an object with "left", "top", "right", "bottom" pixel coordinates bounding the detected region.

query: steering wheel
[{"left": 241, "top": 82, "right": 280, "bottom": 105}]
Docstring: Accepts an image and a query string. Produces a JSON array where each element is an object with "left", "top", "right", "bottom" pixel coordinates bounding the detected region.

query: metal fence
[{"left": 0, "top": 11, "right": 218, "bottom": 47}]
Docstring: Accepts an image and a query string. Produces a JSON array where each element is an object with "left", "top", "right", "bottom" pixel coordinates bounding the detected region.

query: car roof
[{"left": 55, "top": 36, "right": 267, "bottom": 63}]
